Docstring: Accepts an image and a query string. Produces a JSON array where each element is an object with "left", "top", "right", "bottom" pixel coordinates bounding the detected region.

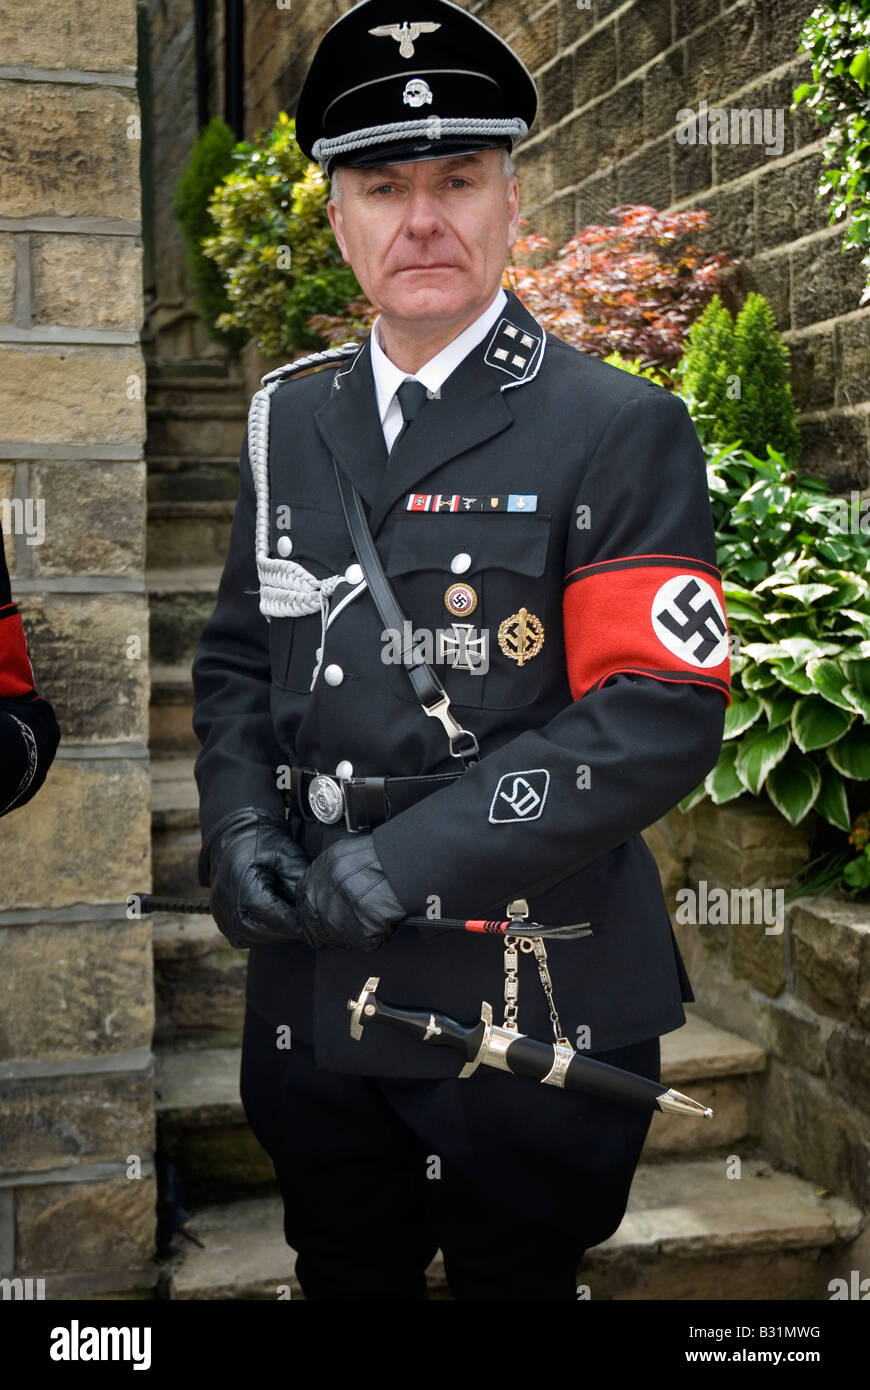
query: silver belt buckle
[{"left": 307, "top": 774, "right": 345, "bottom": 825}]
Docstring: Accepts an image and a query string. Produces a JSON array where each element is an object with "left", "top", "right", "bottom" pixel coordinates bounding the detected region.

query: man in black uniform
[
  {"left": 0, "top": 523, "right": 60, "bottom": 817},
  {"left": 193, "top": 0, "right": 731, "bottom": 1299}
]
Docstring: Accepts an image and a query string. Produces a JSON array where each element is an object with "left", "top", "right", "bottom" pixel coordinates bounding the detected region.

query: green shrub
[
  {"left": 602, "top": 351, "right": 670, "bottom": 388},
  {"left": 173, "top": 118, "right": 247, "bottom": 354},
  {"left": 730, "top": 295, "right": 802, "bottom": 466},
  {"left": 677, "top": 295, "right": 736, "bottom": 433},
  {"left": 201, "top": 112, "right": 361, "bottom": 357},
  {"left": 679, "top": 293, "right": 801, "bottom": 466}
]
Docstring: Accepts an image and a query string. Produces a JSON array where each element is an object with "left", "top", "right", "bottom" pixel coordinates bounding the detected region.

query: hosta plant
[{"left": 678, "top": 440, "right": 870, "bottom": 836}]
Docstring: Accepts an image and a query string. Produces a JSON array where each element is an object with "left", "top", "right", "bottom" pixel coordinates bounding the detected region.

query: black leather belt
[{"left": 286, "top": 765, "right": 464, "bottom": 833}]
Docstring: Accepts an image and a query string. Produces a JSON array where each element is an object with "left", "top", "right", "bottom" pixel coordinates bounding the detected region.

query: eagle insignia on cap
[
  {"left": 369, "top": 21, "right": 442, "bottom": 58},
  {"left": 403, "top": 78, "right": 434, "bottom": 108}
]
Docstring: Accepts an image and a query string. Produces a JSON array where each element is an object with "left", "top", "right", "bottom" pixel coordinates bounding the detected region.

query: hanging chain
[
  {"left": 531, "top": 938, "right": 572, "bottom": 1049},
  {"left": 502, "top": 899, "right": 573, "bottom": 1050},
  {"left": 503, "top": 935, "right": 520, "bottom": 1031}
]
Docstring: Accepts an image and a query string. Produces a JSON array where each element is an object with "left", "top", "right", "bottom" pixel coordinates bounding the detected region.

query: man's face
[{"left": 327, "top": 149, "right": 520, "bottom": 328}]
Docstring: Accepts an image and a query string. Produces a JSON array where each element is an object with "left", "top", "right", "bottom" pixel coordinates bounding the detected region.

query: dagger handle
[{"left": 364, "top": 995, "right": 486, "bottom": 1062}]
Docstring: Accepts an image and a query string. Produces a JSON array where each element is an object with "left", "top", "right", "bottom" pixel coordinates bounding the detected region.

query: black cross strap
[{"left": 331, "top": 456, "right": 480, "bottom": 767}]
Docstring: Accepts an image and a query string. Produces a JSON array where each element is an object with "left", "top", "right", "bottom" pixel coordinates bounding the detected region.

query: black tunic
[{"left": 192, "top": 291, "right": 730, "bottom": 1077}]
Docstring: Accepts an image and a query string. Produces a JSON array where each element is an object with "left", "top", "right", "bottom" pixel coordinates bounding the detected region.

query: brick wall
[{"left": 0, "top": 0, "right": 155, "bottom": 1297}]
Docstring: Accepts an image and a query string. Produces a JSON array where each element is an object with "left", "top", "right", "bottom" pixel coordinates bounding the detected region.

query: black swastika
[{"left": 655, "top": 578, "right": 726, "bottom": 664}]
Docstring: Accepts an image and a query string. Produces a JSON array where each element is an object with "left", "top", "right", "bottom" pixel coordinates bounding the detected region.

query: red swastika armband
[
  {"left": 563, "top": 555, "right": 732, "bottom": 705},
  {"left": 0, "top": 603, "right": 36, "bottom": 699}
]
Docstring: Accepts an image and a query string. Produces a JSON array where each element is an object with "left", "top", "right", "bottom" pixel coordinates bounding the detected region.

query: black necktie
[{"left": 389, "top": 379, "right": 430, "bottom": 459}]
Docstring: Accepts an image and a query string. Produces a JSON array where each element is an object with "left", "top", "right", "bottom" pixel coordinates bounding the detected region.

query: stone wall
[
  {"left": 144, "top": 0, "right": 201, "bottom": 309},
  {"left": 644, "top": 802, "right": 870, "bottom": 1218},
  {"left": 0, "top": 0, "right": 155, "bottom": 1297},
  {"left": 143, "top": 0, "right": 231, "bottom": 358}
]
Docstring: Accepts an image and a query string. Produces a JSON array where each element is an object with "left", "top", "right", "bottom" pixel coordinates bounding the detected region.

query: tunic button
[
  {"left": 451, "top": 552, "right": 472, "bottom": 574},
  {"left": 345, "top": 563, "right": 364, "bottom": 585},
  {"left": 335, "top": 760, "right": 354, "bottom": 779},
  {"left": 324, "top": 664, "right": 344, "bottom": 686},
  {"left": 277, "top": 536, "right": 293, "bottom": 557}
]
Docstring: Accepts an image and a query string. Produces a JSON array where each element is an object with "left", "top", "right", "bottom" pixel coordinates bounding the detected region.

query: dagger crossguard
[{"left": 347, "top": 975, "right": 380, "bottom": 1040}]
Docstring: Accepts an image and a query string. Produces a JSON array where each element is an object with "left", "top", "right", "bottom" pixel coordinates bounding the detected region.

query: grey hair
[{"left": 329, "top": 146, "right": 516, "bottom": 202}]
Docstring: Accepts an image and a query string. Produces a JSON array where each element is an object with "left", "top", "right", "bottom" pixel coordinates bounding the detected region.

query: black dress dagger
[{"left": 347, "top": 977, "right": 713, "bottom": 1117}]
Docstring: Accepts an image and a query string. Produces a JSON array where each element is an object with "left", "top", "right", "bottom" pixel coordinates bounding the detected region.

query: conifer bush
[
  {"left": 173, "top": 117, "right": 248, "bottom": 354},
  {"left": 679, "top": 294, "right": 801, "bottom": 466}
]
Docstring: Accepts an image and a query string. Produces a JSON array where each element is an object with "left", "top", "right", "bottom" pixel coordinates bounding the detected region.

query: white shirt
[{"left": 369, "top": 287, "right": 508, "bottom": 452}]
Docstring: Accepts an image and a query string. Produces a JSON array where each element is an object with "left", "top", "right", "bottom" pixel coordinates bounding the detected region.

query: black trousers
[{"left": 240, "top": 1000, "right": 660, "bottom": 1300}]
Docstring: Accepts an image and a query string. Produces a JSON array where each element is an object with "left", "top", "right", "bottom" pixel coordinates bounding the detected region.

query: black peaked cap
[{"left": 295, "top": 0, "right": 538, "bottom": 175}]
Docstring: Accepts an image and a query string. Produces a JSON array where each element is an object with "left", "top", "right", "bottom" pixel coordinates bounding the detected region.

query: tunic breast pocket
[
  {"left": 383, "top": 512, "right": 553, "bottom": 709},
  {"left": 267, "top": 509, "right": 355, "bottom": 694}
]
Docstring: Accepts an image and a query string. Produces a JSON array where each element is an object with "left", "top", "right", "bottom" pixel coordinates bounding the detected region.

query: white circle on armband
[{"left": 650, "top": 575, "right": 728, "bottom": 668}]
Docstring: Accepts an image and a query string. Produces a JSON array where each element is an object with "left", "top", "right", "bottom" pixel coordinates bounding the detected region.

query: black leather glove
[
  {"left": 206, "top": 806, "right": 313, "bottom": 949},
  {"left": 296, "top": 834, "right": 406, "bottom": 952}
]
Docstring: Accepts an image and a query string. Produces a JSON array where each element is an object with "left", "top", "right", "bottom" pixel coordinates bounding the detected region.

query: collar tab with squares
[{"left": 484, "top": 316, "right": 544, "bottom": 382}]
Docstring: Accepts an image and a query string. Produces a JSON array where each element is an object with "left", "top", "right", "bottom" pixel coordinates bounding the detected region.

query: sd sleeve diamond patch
[{"left": 488, "top": 768, "right": 550, "bottom": 823}]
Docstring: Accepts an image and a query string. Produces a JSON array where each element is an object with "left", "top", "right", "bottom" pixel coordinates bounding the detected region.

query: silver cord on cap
[{"left": 313, "top": 116, "right": 529, "bottom": 170}]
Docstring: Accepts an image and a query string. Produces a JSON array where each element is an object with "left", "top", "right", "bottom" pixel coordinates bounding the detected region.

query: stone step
[
  {"left": 151, "top": 754, "right": 201, "bottom": 897},
  {"left": 646, "top": 1011, "right": 765, "bottom": 1158},
  {"left": 156, "top": 1047, "right": 274, "bottom": 1207},
  {"left": 147, "top": 500, "right": 234, "bottom": 571},
  {"left": 153, "top": 912, "right": 244, "bottom": 1049},
  {"left": 583, "top": 1157, "right": 862, "bottom": 1300},
  {"left": 147, "top": 456, "right": 240, "bottom": 504},
  {"left": 148, "top": 567, "right": 220, "bottom": 666},
  {"left": 165, "top": 1194, "right": 452, "bottom": 1299},
  {"left": 150, "top": 664, "right": 196, "bottom": 757},
  {"left": 165, "top": 1196, "right": 296, "bottom": 1299},
  {"left": 147, "top": 402, "right": 248, "bottom": 458},
  {"left": 145, "top": 305, "right": 234, "bottom": 362},
  {"left": 146, "top": 356, "right": 241, "bottom": 383},
  {"left": 151, "top": 755, "right": 199, "bottom": 827},
  {"left": 165, "top": 1160, "right": 862, "bottom": 1300},
  {"left": 148, "top": 369, "right": 246, "bottom": 398},
  {"left": 154, "top": 1010, "right": 767, "bottom": 1205}
]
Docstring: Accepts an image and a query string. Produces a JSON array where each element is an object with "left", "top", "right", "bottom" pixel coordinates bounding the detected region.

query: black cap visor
[{"left": 332, "top": 135, "right": 511, "bottom": 172}]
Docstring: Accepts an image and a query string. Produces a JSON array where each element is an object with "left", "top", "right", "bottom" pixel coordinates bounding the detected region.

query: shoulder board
[{"left": 260, "top": 342, "right": 360, "bottom": 387}]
